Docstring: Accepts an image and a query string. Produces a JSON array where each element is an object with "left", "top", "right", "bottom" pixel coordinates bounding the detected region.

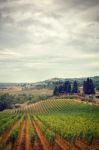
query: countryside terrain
[
  {"left": 0, "top": 99, "right": 99, "bottom": 150},
  {"left": 0, "top": 76, "right": 99, "bottom": 111},
  {"left": 0, "top": 77, "right": 99, "bottom": 150},
  {"left": 0, "top": 0, "right": 99, "bottom": 149}
]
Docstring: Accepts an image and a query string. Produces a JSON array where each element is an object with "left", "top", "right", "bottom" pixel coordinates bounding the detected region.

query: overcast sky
[{"left": 0, "top": 0, "right": 99, "bottom": 82}]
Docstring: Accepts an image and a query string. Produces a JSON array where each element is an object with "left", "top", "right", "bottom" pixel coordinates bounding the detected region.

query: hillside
[
  {"left": 31, "top": 76, "right": 99, "bottom": 90},
  {"left": 0, "top": 76, "right": 99, "bottom": 91},
  {"left": 0, "top": 99, "right": 99, "bottom": 149}
]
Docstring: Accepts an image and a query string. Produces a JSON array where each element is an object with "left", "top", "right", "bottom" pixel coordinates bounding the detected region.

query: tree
[
  {"left": 58, "top": 85, "right": 64, "bottom": 94},
  {"left": 72, "top": 81, "right": 78, "bottom": 94},
  {"left": 83, "top": 78, "right": 95, "bottom": 95},
  {"left": 0, "top": 94, "right": 12, "bottom": 111},
  {"left": 53, "top": 86, "right": 59, "bottom": 96},
  {"left": 63, "top": 81, "right": 71, "bottom": 94}
]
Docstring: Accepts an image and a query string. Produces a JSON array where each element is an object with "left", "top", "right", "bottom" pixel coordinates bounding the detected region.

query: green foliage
[
  {"left": 0, "top": 93, "right": 51, "bottom": 111},
  {"left": 28, "top": 115, "right": 36, "bottom": 141},
  {"left": 0, "top": 114, "right": 19, "bottom": 135},
  {"left": 10, "top": 126, "right": 20, "bottom": 144},
  {"left": 96, "top": 86, "right": 99, "bottom": 91},
  {"left": 9, "top": 115, "right": 24, "bottom": 144},
  {"left": 0, "top": 98, "right": 99, "bottom": 147},
  {"left": 33, "top": 99, "right": 99, "bottom": 143},
  {"left": 0, "top": 94, "right": 13, "bottom": 111},
  {"left": 34, "top": 117, "right": 56, "bottom": 145}
]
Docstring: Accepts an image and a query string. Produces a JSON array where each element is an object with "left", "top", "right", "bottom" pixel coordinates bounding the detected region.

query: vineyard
[{"left": 0, "top": 99, "right": 99, "bottom": 150}]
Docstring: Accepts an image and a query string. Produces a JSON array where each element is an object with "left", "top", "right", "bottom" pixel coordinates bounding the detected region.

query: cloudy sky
[{"left": 0, "top": 0, "right": 99, "bottom": 82}]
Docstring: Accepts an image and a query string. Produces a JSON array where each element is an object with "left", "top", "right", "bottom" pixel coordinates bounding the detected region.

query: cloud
[{"left": 0, "top": 0, "right": 99, "bottom": 82}]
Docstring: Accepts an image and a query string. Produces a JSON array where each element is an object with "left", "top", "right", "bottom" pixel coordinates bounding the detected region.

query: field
[
  {"left": 0, "top": 88, "right": 52, "bottom": 96},
  {"left": 0, "top": 99, "right": 99, "bottom": 150}
]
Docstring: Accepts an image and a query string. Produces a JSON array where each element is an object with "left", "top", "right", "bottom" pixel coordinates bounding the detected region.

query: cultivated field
[
  {"left": 0, "top": 88, "right": 53, "bottom": 96},
  {"left": 0, "top": 99, "right": 99, "bottom": 150}
]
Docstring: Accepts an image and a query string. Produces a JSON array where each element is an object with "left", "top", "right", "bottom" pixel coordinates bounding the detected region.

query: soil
[
  {"left": 75, "top": 138, "right": 91, "bottom": 150},
  {"left": 1, "top": 120, "right": 19, "bottom": 145},
  {"left": 25, "top": 120, "right": 32, "bottom": 150},
  {"left": 13, "top": 121, "right": 26, "bottom": 150},
  {"left": 32, "top": 120, "right": 51, "bottom": 150}
]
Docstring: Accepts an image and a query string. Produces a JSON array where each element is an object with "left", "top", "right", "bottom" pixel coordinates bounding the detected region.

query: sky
[{"left": 0, "top": 0, "right": 99, "bottom": 82}]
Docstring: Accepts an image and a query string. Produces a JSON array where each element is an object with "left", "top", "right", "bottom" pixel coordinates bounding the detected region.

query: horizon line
[{"left": 0, "top": 75, "right": 98, "bottom": 84}]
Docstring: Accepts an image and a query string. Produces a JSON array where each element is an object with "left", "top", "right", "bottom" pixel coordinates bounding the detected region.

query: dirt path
[
  {"left": 33, "top": 137, "right": 44, "bottom": 150},
  {"left": 92, "top": 139, "right": 99, "bottom": 150},
  {"left": 1, "top": 120, "right": 19, "bottom": 145},
  {"left": 25, "top": 120, "right": 32, "bottom": 150},
  {"left": 53, "top": 142, "right": 62, "bottom": 150},
  {"left": 75, "top": 138, "right": 91, "bottom": 150},
  {"left": 32, "top": 120, "right": 51, "bottom": 150},
  {"left": 56, "top": 136, "right": 79, "bottom": 150},
  {"left": 75, "top": 138, "right": 99, "bottom": 150},
  {"left": 13, "top": 121, "right": 26, "bottom": 150},
  {"left": 55, "top": 136, "right": 70, "bottom": 150}
]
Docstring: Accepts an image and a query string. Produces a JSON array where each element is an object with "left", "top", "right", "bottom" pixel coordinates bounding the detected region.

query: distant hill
[
  {"left": 0, "top": 76, "right": 99, "bottom": 91},
  {"left": 31, "top": 76, "right": 99, "bottom": 90}
]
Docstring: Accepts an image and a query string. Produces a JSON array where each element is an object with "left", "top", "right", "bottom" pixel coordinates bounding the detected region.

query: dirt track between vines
[
  {"left": 0, "top": 113, "right": 99, "bottom": 150},
  {"left": 25, "top": 120, "right": 32, "bottom": 150},
  {"left": 13, "top": 121, "right": 26, "bottom": 150},
  {"left": 32, "top": 120, "right": 51, "bottom": 150},
  {"left": 1, "top": 120, "right": 19, "bottom": 145},
  {"left": 34, "top": 117, "right": 99, "bottom": 150}
]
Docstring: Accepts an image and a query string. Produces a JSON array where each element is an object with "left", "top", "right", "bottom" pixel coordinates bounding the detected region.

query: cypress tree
[
  {"left": 83, "top": 78, "right": 95, "bottom": 95},
  {"left": 64, "top": 81, "right": 71, "bottom": 94},
  {"left": 58, "top": 85, "right": 64, "bottom": 94},
  {"left": 72, "top": 81, "right": 78, "bottom": 94},
  {"left": 53, "top": 86, "right": 59, "bottom": 96}
]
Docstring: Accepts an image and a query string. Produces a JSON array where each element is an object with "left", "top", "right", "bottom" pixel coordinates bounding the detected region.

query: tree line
[
  {"left": 53, "top": 78, "right": 95, "bottom": 96},
  {"left": 0, "top": 93, "right": 51, "bottom": 111}
]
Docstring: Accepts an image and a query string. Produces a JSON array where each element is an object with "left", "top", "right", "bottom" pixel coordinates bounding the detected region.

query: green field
[{"left": 0, "top": 99, "right": 99, "bottom": 150}]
